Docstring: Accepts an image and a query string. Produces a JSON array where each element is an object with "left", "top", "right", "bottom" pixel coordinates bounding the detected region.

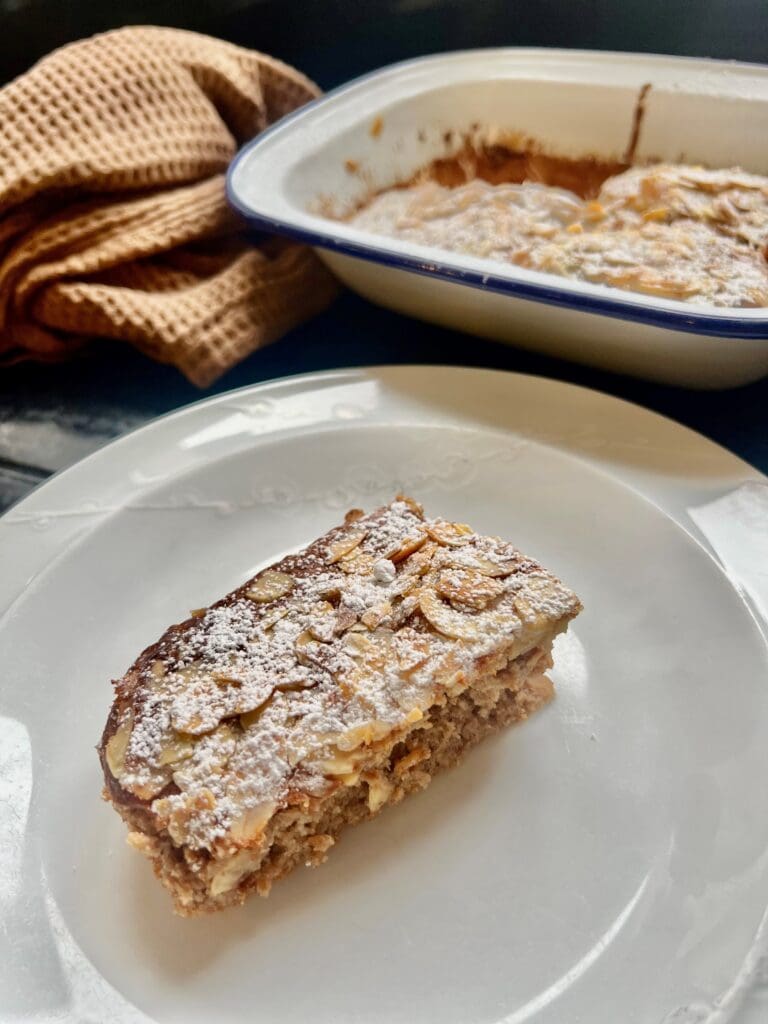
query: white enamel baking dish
[{"left": 227, "top": 49, "right": 768, "bottom": 388}]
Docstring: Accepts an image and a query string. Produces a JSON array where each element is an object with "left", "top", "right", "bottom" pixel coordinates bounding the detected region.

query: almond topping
[
  {"left": 361, "top": 602, "right": 392, "bottom": 629},
  {"left": 105, "top": 712, "right": 133, "bottom": 781},
  {"left": 210, "top": 849, "right": 260, "bottom": 897},
  {"left": 326, "top": 529, "right": 367, "bottom": 563},
  {"left": 246, "top": 570, "right": 295, "bottom": 603},
  {"left": 229, "top": 801, "right": 276, "bottom": 845},
  {"left": 387, "top": 531, "right": 428, "bottom": 563},
  {"left": 419, "top": 587, "right": 519, "bottom": 641},
  {"left": 427, "top": 521, "right": 473, "bottom": 546},
  {"left": 437, "top": 568, "right": 504, "bottom": 611},
  {"left": 444, "top": 551, "right": 515, "bottom": 577},
  {"left": 158, "top": 735, "right": 195, "bottom": 767},
  {"left": 393, "top": 745, "right": 429, "bottom": 775},
  {"left": 363, "top": 771, "right": 393, "bottom": 812}
]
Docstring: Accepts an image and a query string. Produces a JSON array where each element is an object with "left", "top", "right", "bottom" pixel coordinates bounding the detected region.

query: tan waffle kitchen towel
[{"left": 0, "top": 26, "right": 338, "bottom": 385}]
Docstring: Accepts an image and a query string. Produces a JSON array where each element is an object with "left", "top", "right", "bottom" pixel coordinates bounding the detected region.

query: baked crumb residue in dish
[
  {"left": 99, "top": 497, "right": 581, "bottom": 915},
  {"left": 347, "top": 143, "right": 768, "bottom": 308}
]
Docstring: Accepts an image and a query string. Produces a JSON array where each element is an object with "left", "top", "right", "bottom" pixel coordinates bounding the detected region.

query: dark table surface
[{"left": 1, "top": 0, "right": 767, "bottom": 515}]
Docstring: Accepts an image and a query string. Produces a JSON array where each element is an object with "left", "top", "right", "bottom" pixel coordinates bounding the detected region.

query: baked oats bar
[{"left": 99, "top": 497, "right": 581, "bottom": 915}]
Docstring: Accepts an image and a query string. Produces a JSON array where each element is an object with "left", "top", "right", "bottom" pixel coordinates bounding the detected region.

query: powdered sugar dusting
[{"left": 113, "top": 498, "right": 581, "bottom": 851}]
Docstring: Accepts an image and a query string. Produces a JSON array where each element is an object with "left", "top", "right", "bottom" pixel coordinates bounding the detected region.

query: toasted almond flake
[
  {"left": 210, "top": 849, "right": 259, "bottom": 896},
  {"left": 427, "top": 521, "right": 473, "bottom": 546},
  {"left": 642, "top": 206, "right": 669, "bottom": 222},
  {"left": 106, "top": 713, "right": 133, "bottom": 780},
  {"left": 158, "top": 736, "right": 195, "bottom": 767},
  {"left": 443, "top": 551, "right": 514, "bottom": 577},
  {"left": 336, "top": 720, "right": 392, "bottom": 752},
  {"left": 361, "top": 602, "right": 392, "bottom": 629},
  {"left": 246, "top": 570, "right": 295, "bottom": 603},
  {"left": 239, "top": 699, "right": 272, "bottom": 730},
  {"left": 229, "top": 801, "right": 276, "bottom": 844},
  {"left": 387, "top": 532, "right": 428, "bottom": 563},
  {"left": 322, "top": 751, "right": 365, "bottom": 775},
  {"left": 419, "top": 587, "right": 519, "bottom": 641},
  {"left": 393, "top": 746, "right": 429, "bottom": 775},
  {"left": 363, "top": 770, "right": 393, "bottom": 812},
  {"left": 437, "top": 568, "right": 504, "bottom": 611},
  {"left": 327, "top": 529, "right": 367, "bottom": 563},
  {"left": 343, "top": 632, "right": 374, "bottom": 657}
]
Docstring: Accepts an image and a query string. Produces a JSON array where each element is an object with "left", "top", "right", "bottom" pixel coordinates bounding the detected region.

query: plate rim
[{"left": 0, "top": 364, "right": 762, "bottom": 518}]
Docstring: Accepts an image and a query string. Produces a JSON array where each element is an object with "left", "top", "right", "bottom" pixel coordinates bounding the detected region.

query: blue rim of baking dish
[{"left": 226, "top": 50, "right": 768, "bottom": 341}]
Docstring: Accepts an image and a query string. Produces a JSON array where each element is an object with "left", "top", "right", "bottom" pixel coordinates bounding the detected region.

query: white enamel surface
[
  {"left": 228, "top": 49, "right": 768, "bottom": 387},
  {"left": 322, "top": 254, "right": 768, "bottom": 389},
  {"left": 1, "top": 367, "right": 767, "bottom": 1024}
]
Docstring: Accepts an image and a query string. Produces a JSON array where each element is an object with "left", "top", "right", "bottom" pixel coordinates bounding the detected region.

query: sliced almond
[
  {"left": 443, "top": 551, "right": 515, "bottom": 577},
  {"left": 398, "top": 540, "right": 438, "bottom": 578},
  {"left": 395, "top": 629, "right": 433, "bottom": 675},
  {"left": 334, "top": 602, "right": 359, "bottom": 633},
  {"left": 336, "top": 720, "right": 393, "bottom": 752},
  {"left": 209, "top": 849, "right": 260, "bottom": 897},
  {"left": 295, "top": 629, "right": 314, "bottom": 651},
  {"left": 393, "top": 745, "right": 429, "bottom": 775},
  {"left": 130, "top": 772, "right": 173, "bottom": 801},
  {"left": 509, "top": 573, "right": 564, "bottom": 626},
  {"left": 419, "top": 587, "right": 519, "bottom": 641},
  {"left": 395, "top": 494, "right": 424, "bottom": 517},
  {"left": 230, "top": 801, "right": 276, "bottom": 845},
  {"left": 343, "top": 632, "right": 374, "bottom": 657},
  {"left": 260, "top": 605, "right": 290, "bottom": 632},
  {"left": 275, "top": 677, "right": 317, "bottom": 694},
  {"left": 158, "top": 735, "right": 195, "bottom": 767},
  {"left": 386, "top": 531, "right": 428, "bottom": 563},
  {"left": 105, "top": 712, "right": 133, "bottom": 781},
  {"left": 361, "top": 602, "right": 392, "bottom": 629},
  {"left": 147, "top": 660, "right": 167, "bottom": 685},
  {"left": 363, "top": 770, "right": 393, "bottom": 813},
  {"left": 512, "top": 594, "right": 537, "bottom": 623},
  {"left": 427, "top": 520, "right": 473, "bottom": 547},
  {"left": 326, "top": 529, "right": 367, "bottom": 563},
  {"left": 239, "top": 694, "right": 275, "bottom": 730},
  {"left": 338, "top": 550, "right": 376, "bottom": 576},
  {"left": 246, "top": 570, "right": 295, "bottom": 603},
  {"left": 322, "top": 750, "right": 365, "bottom": 775},
  {"left": 212, "top": 670, "right": 244, "bottom": 687},
  {"left": 308, "top": 615, "right": 336, "bottom": 643},
  {"left": 437, "top": 568, "right": 504, "bottom": 611}
]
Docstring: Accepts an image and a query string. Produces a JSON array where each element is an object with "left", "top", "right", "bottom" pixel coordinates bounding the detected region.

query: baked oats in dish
[
  {"left": 349, "top": 158, "right": 768, "bottom": 307},
  {"left": 99, "top": 497, "right": 581, "bottom": 915}
]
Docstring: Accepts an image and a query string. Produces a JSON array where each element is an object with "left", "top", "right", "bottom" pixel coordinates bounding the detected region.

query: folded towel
[{"left": 0, "top": 26, "right": 338, "bottom": 385}]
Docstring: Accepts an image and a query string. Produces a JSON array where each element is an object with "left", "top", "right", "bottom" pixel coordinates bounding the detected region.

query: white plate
[
  {"left": 1, "top": 367, "right": 768, "bottom": 1024},
  {"left": 228, "top": 49, "right": 768, "bottom": 388}
]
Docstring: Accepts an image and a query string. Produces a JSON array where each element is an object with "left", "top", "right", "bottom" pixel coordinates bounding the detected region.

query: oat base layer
[{"left": 118, "top": 646, "right": 553, "bottom": 915}]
